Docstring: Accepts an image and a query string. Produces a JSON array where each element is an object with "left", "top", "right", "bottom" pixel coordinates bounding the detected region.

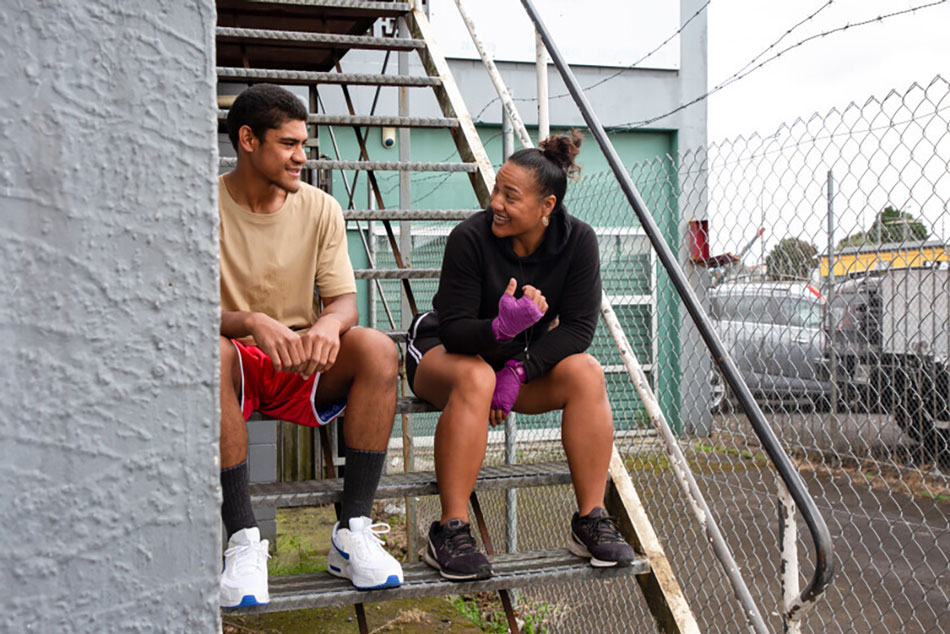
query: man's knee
[
  {"left": 341, "top": 328, "right": 398, "bottom": 380},
  {"left": 220, "top": 336, "right": 240, "bottom": 392}
]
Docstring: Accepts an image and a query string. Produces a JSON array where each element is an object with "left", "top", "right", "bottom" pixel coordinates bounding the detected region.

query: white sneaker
[
  {"left": 220, "top": 527, "right": 270, "bottom": 608},
  {"left": 327, "top": 517, "right": 404, "bottom": 590}
]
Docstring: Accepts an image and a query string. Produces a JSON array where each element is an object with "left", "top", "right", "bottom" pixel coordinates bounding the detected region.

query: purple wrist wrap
[
  {"left": 491, "top": 360, "right": 526, "bottom": 416},
  {"left": 491, "top": 293, "right": 544, "bottom": 341}
]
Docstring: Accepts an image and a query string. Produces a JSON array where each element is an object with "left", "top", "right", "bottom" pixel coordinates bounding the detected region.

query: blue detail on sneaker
[
  {"left": 221, "top": 594, "right": 266, "bottom": 609},
  {"left": 329, "top": 564, "right": 342, "bottom": 573},
  {"left": 332, "top": 538, "right": 350, "bottom": 560},
  {"left": 356, "top": 574, "right": 402, "bottom": 590}
]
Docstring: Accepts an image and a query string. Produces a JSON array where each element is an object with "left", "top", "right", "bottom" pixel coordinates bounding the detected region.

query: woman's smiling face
[{"left": 489, "top": 162, "right": 556, "bottom": 248}]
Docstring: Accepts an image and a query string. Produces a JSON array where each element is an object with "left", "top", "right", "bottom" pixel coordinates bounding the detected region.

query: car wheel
[
  {"left": 709, "top": 368, "right": 727, "bottom": 414},
  {"left": 893, "top": 362, "right": 950, "bottom": 461}
]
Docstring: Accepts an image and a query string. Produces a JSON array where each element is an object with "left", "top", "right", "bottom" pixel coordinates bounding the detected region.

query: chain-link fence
[
  {"left": 662, "top": 75, "right": 950, "bottom": 634},
  {"left": 372, "top": 75, "right": 950, "bottom": 632}
]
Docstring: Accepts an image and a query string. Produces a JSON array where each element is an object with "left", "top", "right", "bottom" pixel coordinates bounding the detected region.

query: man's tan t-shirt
[{"left": 219, "top": 176, "right": 356, "bottom": 332}]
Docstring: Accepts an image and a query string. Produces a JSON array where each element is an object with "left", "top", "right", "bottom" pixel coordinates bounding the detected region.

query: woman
[{"left": 406, "top": 131, "right": 635, "bottom": 581}]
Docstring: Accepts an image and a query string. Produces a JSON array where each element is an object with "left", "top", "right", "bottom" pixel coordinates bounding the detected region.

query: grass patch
[{"left": 452, "top": 594, "right": 553, "bottom": 634}]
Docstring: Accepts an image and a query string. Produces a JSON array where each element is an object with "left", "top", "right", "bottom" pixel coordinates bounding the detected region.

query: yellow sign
[{"left": 820, "top": 241, "right": 949, "bottom": 277}]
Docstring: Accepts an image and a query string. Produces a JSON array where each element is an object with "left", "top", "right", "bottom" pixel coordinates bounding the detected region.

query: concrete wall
[{"left": 0, "top": 1, "right": 221, "bottom": 631}]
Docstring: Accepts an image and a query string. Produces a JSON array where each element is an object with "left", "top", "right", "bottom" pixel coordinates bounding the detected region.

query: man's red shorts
[{"left": 231, "top": 339, "right": 346, "bottom": 427}]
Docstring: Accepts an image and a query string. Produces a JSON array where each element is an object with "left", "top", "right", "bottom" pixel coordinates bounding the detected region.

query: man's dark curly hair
[{"left": 226, "top": 84, "right": 308, "bottom": 151}]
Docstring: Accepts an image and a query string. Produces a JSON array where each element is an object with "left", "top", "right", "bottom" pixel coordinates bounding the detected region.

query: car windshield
[{"left": 781, "top": 297, "right": 823, "bottom": 328}]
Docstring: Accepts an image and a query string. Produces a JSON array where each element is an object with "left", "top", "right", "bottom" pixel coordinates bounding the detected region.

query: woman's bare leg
[
  {"left": 514, "top": 353, "right": 613, "bottom": 515},
  {"left": 413, "top": 346, "right": 495, "bottom": 524}
]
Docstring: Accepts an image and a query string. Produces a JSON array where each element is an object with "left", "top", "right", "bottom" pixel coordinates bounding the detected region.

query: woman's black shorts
[{"left": 405, "top": 310, "right": 441, "bottom": 391}]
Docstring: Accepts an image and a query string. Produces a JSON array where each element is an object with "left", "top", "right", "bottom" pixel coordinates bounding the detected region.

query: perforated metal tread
[
  {"left": 344, "top": 209, "right": 476, "bottom": 220},
  {"left": 222, "top": 111, "right": 460, "bottom": 129},
  {"left": 225, "top": 548, "right": 649, "bottom": 614},
  {"left": 354, "top": 267, "right": 441, "bottom": 280},
  {"left": 249, "top": 461, "right": 573, "bottom": 508},
  {"left": 216, "top": 27, "right": 423, "bottom": 51},
  {"left": 219, "top": 158, "right": 472, "bottom": 172},
  {"left": 216, "top": 66, "right": 440, "bottom": 86},
  {"left": 395, "top": 396, "right": 437, "bottom": 414},
  {"left": 228, "top": 0, "right": 412, "bottom": 14}
]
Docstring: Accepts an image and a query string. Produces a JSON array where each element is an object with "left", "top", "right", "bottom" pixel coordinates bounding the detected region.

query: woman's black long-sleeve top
[{"left": 432, "top": 206, "right": 602, "bottom": 382}]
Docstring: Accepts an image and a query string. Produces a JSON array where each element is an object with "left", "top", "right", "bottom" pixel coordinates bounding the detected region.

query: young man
[{"left": 218, "top": 84, "right": 402, "bottom": 608}]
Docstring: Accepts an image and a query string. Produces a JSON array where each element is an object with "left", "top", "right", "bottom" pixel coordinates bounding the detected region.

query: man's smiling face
[{"left": 245, "top": 118, "right": 308, "bottom": 194}]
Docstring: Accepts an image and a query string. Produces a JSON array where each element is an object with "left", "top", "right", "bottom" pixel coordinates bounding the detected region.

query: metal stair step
[
  {"left": 218, "top": 157, "right": 474, "bottom": 172},
  {"left": 217, "top": 157, "right": 474, "bottom": 173},
  {"left": 395, "top": 395, "right": 437, "bottom": 414},
  {"left": 250, "top": 461, "right": 573, "bottom": 508},
  {"left": 216, "top": 27, "right": 424, "bottom": 51},
  {"left": 226, "top": 548, "right": 648, "bottom": 614},
  {"left": 216, "top": 66, "right": 440, "bottom": 86},
  {"left": 223, "top": 0, "right": 412, "bottom": 17},
  {"left": 344, "top": 209, "right": 477, "bottom": 221},
  {"left": 382, "top": 329, "right": 406, "bottom": 343},
  {"left": 218, "top": 110, "right": 458, "bottom": 129},
  {"left": 354, "top": 268, "right": 440, "bottom": 279}
]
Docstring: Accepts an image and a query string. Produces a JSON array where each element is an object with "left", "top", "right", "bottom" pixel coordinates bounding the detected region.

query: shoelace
[
  {"left": 443, "top": 525, "right": 479, "bottom": 556},
  {"left": 225, "top": 541, "right": 270, "bottom": 576},
  {"left": 351, "top": 522, "right": 392, "bottom": 558},
  {"left": 581, "top": 514, "right": 626, "bottom": 545}
]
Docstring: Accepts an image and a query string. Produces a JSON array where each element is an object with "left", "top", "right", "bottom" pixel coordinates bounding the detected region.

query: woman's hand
[
  {"left": 489, "top": 360, "right": 526, "bottom": 426},
  {"left": 491, "top": 278, "right": 547, "bottom": 341}
]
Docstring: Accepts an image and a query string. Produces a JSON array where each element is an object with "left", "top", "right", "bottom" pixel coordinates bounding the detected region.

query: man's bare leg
[
  {"left": 219, "top": 336, "right": 257, "bottom": 537},
  {"left": 316, "top": 328, "right": 399, "bottom": 524},
  {"left": 220, "top": 336, "right": 247, "bottom": 469}
]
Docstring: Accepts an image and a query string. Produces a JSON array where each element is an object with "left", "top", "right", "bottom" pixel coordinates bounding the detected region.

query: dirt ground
[{"left": 638, "top": 431, "right": 950, "bottom": 634}]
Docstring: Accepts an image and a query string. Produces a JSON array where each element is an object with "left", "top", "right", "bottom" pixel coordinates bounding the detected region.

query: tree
[
  {"left": 836, "top": 206, "right": 928, "bottom": 250},
  {"left": 766, "top": 237, "right": 818, "bottom": 281}
]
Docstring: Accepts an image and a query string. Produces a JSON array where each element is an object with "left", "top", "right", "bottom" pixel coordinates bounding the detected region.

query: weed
[{"left": 451, "top": 596, "right": 552, "bottom": 633}]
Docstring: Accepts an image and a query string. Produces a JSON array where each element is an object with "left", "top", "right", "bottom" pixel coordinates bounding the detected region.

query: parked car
[
  {"left": 708, "top": 281, "right": 829, "bottom": 410},
  {"left": 829, "top": 269, "right": 950, "bottom": 457}
]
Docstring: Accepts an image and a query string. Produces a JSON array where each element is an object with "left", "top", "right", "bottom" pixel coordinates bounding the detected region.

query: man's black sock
[
  {"left": 221, "top": 460, "right": 257, "bottom": 539},
  {"left": 339, "top": 448, "right": 386, "bottom": 527}
]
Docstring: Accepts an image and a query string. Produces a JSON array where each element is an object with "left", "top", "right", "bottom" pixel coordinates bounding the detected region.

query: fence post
[
  {"left": 779, "top": 476, "right": 802, "bottom": 634},
  {"left": 536, "top": 29, "right": 549, "bottom": 140},
  {"left": 398, "top": 13, "right": 417, "bottom": 561},
  {"left": 826, "top": 169, "right": 839, "bottom": 417}
]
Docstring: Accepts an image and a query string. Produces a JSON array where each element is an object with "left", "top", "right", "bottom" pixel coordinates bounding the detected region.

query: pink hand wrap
[
  {"left": 491, "top": 293, "right": 544, "bottom": 341},
  {"left": 491, "top": 360, "right": 526, "bottom": 416}
]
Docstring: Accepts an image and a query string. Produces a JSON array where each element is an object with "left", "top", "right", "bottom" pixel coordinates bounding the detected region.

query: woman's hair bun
[{"left": 539, "top": 129, "right": 583, "bottom": 181}]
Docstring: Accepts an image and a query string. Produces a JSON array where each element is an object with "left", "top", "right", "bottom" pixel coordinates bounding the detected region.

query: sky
[
  {"left": 431, "top": 0, "right": 950, "bottom": 142},
  {"left": 706, "top": 0, "right": 950, "bottom": 141}
]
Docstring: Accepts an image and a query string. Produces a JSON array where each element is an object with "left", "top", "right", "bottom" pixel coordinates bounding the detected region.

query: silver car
[{"left": 708, "top": 281, "right": 829, "bottom": 409}]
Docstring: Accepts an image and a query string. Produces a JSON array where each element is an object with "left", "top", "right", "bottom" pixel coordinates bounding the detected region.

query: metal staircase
[{"left": 215, "top": 1, "right": 833, "bottom": 633}]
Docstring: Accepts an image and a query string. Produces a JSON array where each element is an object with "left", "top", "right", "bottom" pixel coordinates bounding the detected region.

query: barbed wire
[
  {"left": 614, "top": 0, "right": 950, "bottom": 130},
  {"left": 727, "top": 0, "right": 835, "bottom": 87},
  {"left": 468, "top": 0, "right": 713, "bottom": 126}
]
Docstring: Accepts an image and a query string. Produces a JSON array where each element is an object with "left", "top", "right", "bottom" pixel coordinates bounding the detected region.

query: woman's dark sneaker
[
  {"left": 568, "top": 507, "right": 636, "bottom": 567},
  {"left": 423, "top": 519, "right": 494, "bottom": 581}
]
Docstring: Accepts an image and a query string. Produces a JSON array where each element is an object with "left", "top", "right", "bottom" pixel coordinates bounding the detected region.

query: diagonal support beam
[
  {"left": 405, "top": 7, "right": 494, "bottom": 207},
  {"left": 606, "top": 447, "right": 700, "bottom": 634}
]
